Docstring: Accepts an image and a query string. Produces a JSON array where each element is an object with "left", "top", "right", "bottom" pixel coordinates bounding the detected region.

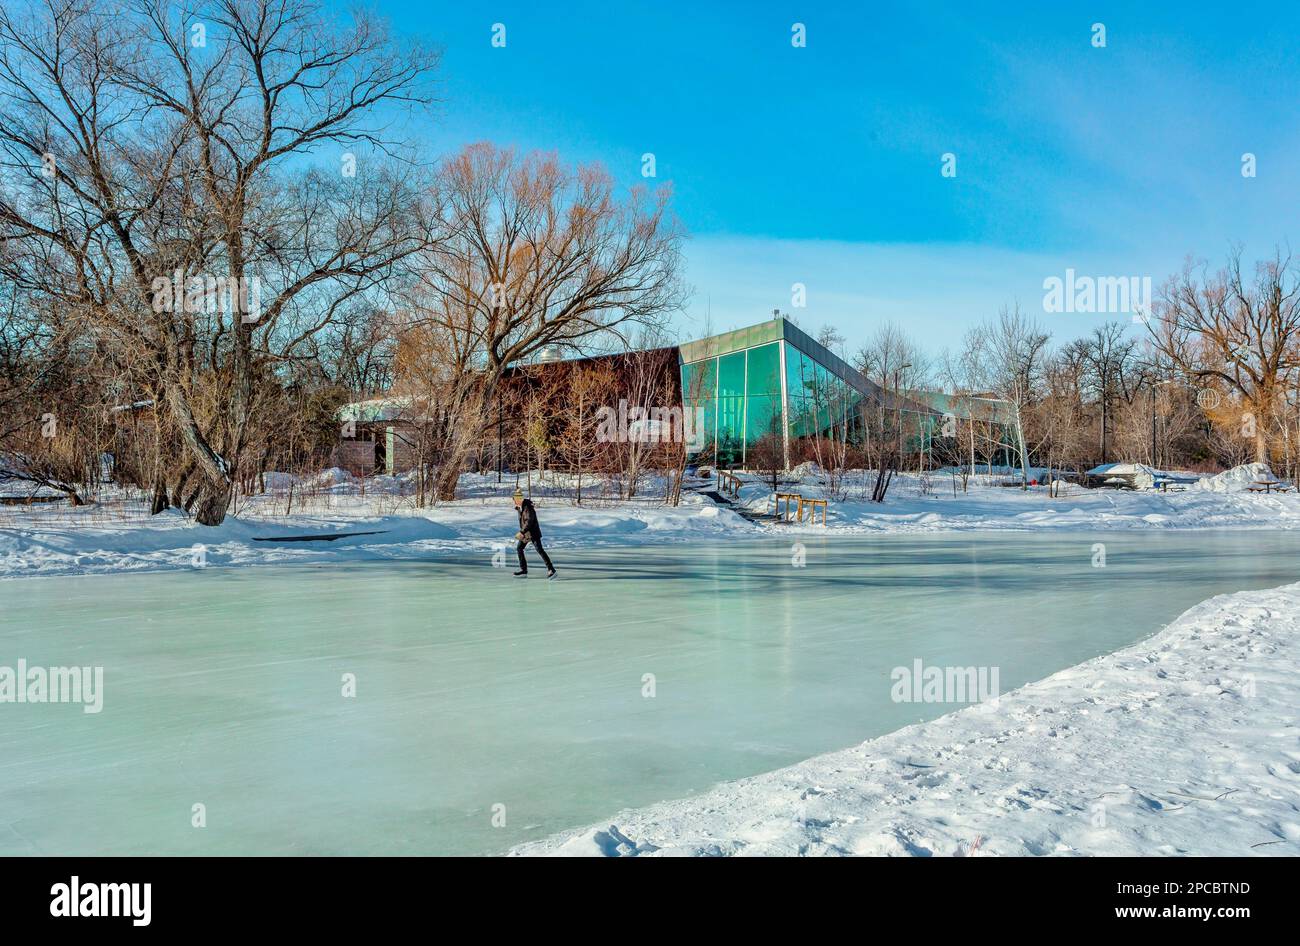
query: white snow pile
[
  {"left": 1193, "top": 463, "right": 1276, "bottom": 493},
  {"left": 307, "top": 467, "right": 355, "bottom": 488},
  {"left": 513, "top": 583, "right": 1300, "bottom": 857},
  {"left": 1086, "top": 463, "right": 1158, "bottom": 489}
]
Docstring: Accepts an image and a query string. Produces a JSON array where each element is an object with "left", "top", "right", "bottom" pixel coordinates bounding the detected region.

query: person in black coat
[{"left": 513, "top": 488, "right": 556, "bottom": 578}]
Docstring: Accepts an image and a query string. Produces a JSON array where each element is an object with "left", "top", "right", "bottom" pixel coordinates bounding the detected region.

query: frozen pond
[{"left": 3, "top": 530, "right": 1299, "bottom": 855}]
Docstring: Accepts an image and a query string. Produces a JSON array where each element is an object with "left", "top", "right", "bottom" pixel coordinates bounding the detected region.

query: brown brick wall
[{"left": 335, "top": 439, "right": 377, "bottom": 476}]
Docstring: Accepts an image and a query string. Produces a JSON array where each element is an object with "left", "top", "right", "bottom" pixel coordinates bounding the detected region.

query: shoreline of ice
[{"left": 7, "top": 468, "right": 1300, "bottom": 580}]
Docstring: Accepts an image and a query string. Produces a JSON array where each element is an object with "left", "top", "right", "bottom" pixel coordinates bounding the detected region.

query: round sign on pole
[{"left": 1196, "top": 387, "right": 1221, "bottom": 411}]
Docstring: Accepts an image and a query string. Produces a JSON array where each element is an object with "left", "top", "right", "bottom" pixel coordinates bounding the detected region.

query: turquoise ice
[{"left": 2, "top": 530, "right": 1297, "bottom": 855}]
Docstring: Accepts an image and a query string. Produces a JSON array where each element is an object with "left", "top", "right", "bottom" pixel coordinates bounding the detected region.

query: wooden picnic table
[{"left": 1247, "top": 479, "right": 1293, "bottom": 494}]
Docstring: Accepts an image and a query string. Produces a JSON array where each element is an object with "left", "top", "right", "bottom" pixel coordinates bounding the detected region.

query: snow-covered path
[{"left": 512, "top": 583, "right": 1300, "bottom": 857}]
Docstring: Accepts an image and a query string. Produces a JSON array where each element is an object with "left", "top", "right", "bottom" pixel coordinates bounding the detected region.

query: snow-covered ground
[
  {"left": 512, "top": 581, "right": 1300, "bottom": 857},
  {"left": 0, "top": 474, "right": 743, "bottom": 580},
  {"left": 4, "top": 464, "right": 1300, "bottom": 580},
  {"left": 731, "top": 462, "right": 1300, "bottom": 534}
]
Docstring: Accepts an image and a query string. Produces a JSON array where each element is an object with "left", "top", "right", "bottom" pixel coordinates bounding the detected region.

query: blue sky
[{"left": 371, "top": 1, "right": 1300, "bottom": 355}]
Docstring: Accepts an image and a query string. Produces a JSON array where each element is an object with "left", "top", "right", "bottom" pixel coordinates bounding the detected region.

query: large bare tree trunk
[{"left": 166, "top": 385, "right": 233, "bottom": 525}]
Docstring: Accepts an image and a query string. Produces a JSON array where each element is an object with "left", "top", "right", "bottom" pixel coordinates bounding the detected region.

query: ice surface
[{"left": 3, "top": 530, "right": 1300, "bottom": 855}]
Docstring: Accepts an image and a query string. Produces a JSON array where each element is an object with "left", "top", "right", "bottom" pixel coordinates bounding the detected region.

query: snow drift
[{"left": 1193, "top": 462, "right": 1276, "bottom": 492}]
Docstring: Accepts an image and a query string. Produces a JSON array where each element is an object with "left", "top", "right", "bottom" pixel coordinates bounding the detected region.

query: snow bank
[
  {"left": 316, "top": 467, "right": 356, "bottom": 487},
  {"left": 936, "top": 464, "right": 1051, "bottom": 482},
  {"left": 1193, "top": 462, "right": 1276, "bottom": 493},
  {"left": 1087, "top": 463, "right": 1158, "bottom": 489},
  {"left": 513, "top": 582, "right": 1300, "bottom": 857},
  {"left": 0, "top": 494, "right": 754, "bottom": 580},
  {"left": 767, "top": 469, "right": 1300, "bottom": 534},
  {"left": 10, "top": 467, "right": 1300, "bottom": 578}
]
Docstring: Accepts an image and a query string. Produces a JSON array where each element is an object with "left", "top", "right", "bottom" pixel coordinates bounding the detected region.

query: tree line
[
  {"left": 0, "top": 0, "right": 684, "bottom": 523},
  {"left": 833, "top": 249, "right": 1300, "bottom": 488},
  {"left": 3, "top": 2, "right": 1298, "bottom": 523}
]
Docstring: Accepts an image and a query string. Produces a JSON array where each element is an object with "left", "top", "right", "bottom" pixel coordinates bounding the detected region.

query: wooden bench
[
  {"left": 774, "top": 491, "right": 801, "bottom": 522},
  {"left": 798, "top": 497, "right": 828, "bottom": 525}
]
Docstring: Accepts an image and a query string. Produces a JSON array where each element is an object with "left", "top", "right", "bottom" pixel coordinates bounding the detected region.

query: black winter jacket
[{"left": 517, "top": 499, "right": 542, "bottom": 541}]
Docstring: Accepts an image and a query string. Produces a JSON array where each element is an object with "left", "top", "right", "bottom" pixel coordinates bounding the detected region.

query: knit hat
[{"left": 512, "top": 488, "right": 524, "bottom": 501}]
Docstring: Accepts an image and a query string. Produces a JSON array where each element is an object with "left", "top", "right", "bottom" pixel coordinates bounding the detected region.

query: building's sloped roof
[
  {"left": 905, "top": 390, "right": 1017, "bottom": 425},
  {"left": 337, "top": 396, "right": 432, "bottom": 423},
  {"left": 680, "top": 317, "right": 898, "bottom": 403},
  {"left": 782, "top": 319, "right": 887, "bottom": 403},
  {"left": 677, "top": 320, "right": 784, "bottom": 364},
  {"left": 679, "top": 318, "right": 1014, "bottom": 421}
]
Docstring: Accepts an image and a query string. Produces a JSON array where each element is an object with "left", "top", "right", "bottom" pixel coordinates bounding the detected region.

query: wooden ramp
[{"left": 690, "top": 486, "right": 781, "bottom": 524}]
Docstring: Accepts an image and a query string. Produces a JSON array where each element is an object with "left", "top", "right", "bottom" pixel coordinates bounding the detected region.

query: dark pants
[{"left": 516, "top": 537, "right": 554, "bottom": 573}]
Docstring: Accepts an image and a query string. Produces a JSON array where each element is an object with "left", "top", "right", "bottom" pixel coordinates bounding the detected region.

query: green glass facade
[
  {"left": 679, "top": 341, "right": 783, "bottom": 466},
  {"left": 678, "top": 319, "right": 877, "bottom": 467},
  {"left": 678, "top": 317, "right": 1012, "bottom": 469}
]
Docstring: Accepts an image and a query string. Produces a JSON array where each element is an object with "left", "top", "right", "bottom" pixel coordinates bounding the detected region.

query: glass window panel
[
  {"left": 783, "top": 342, "right": 801, "bottom": 403},
  {"left": 680, "top": 359, "right": 716, "bottom": 403},
  {"left": 717, "top": 395, "right": 745, "bottom": 459},
  {"left": 831, "top": 375, "right": 851, "bottom": 428},
  {"left": 680, "top": 360, "right": 717, "bottom": 455},
  {"left": 821, "top": 361, "right": 836, "bottom": 398},
  {"left": 718, "top": 351, "right": 746, "bottom": 399},
  {"left": 745, "top": 394, "right": 779, "bottom": 445},
  {"left": 786, "top": 395, "right": 811, "bottom": 439},
  {"left": 743, "top": 394, "right": 782, "bottom": 467},
  {"left": 810, "top": 361, "right": 828, "bottom": 430},
  {"left": 745, "top": 343, "right": 781, "bottom": 396},
  {"left": 794, "top": 350, "right": 816, "bottom": 400},
  {"left": 693, "top": 398, "right": 717, "bottom": 454}
]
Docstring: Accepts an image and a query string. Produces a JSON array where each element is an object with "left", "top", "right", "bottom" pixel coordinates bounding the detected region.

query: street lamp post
[
  {"left": 893, "top": 363, "right": 912, "bottom": 461},
  {"left": 1150, "top": 378, "right": 1173, "bottom": 468}
]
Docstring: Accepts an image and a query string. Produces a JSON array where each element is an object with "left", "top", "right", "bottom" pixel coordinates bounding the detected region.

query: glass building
[
  {"left": 334, "top": 315, "right": 1018, "bottom": 476},
  {"left": 678, "top": 317, "right": 1017, "bottom": 469}
]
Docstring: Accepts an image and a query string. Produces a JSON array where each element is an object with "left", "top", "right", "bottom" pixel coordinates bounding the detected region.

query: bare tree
[
  {"left": 0, "top": 0, "right": 439, "bottom": 523},
  {"left": 965, "top": 304, "right": 1049, "bottom": 486},
  {"left": 855, "top": 321, "right": 928, "bottom": 470},
  {"left": 1149, "top": 249, "right": 1300, "bottom": 465},
  {"left": 608, "top": 345, "right": 678, "bottom": 500},
  {"left": 558, "top": 361, "right": 615, "bottom": 504},
  {"left": 407, "top": 143, "right": 687, "bottom": 500},
  {"left": 1064, "top": 322, "right": 1141, "bottom": 463}
]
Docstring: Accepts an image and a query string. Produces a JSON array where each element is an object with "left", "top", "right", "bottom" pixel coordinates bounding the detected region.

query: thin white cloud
[{"left": 674, "top": 234, "right": 1215, "bottom": 355}]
